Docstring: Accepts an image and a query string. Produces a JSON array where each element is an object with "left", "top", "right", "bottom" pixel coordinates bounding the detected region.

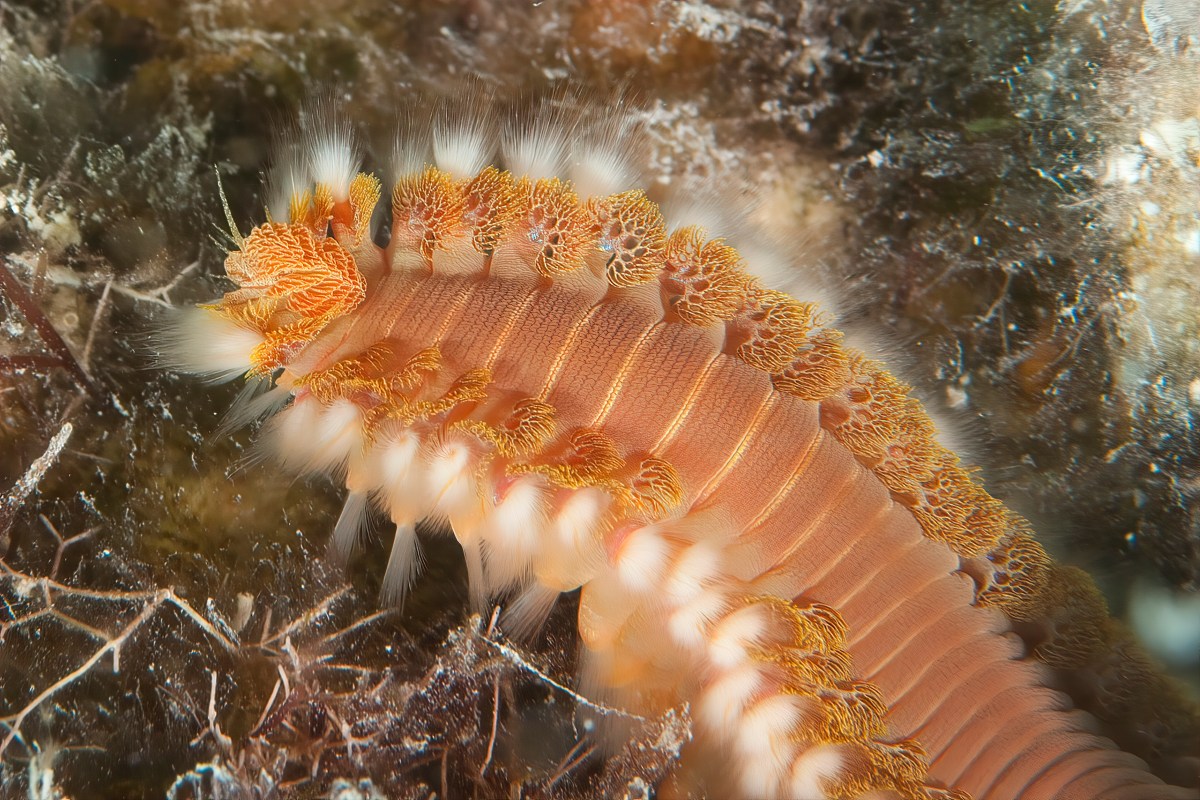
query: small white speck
[
  {"left": 1100, "top": 148, "right": 1143, "bottom": 185},
  {"left": 1140, "top": 128, "right": 1167, "bottom": 155},
  {"left": 1177, "top": 227, "right": 1200, "bottom": 256},
  {"left": 1129, "top": 576, "right": 1200, "bottom": 668},
  {"left": 110, "top": 393, "right": 131, "bottom": 418},
  {"left": 945, "top": 384, "right": 969, "bottom": 410}
]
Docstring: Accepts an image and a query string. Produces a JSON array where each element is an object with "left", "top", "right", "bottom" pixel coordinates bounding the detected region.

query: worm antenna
[{"left": 215, "top": 167, "right": 244, "bottom": 248}]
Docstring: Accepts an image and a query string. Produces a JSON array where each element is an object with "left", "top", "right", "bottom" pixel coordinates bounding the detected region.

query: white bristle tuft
[
  {"left": 737, "top": 746, "right": 790, "bottom": 800},
  {"left": 434, "top": 128, "right": 492, "bottom": 180},
  {"left": 569, "top": 110, "right": 639, "bottom": 199},
  {"left": 553, "top": 488, "right": 607, "bottom": 551},
  {"left": 708, "top": 605, "right": 770, "bottom": 670},
  {"left": 263, "top": 395, "right": 361, "bottom": 474},
  {"left": 504, "top": 101, "right": 576, "bottom": 180},
  {"left": 576, "top": 642, "right": 616, "bottom": 700},
  {"left": 459, "top": 532, "right": 487, "bottom": 612},
  {"left": 738, "top": 766, "right": 785, "bottom": 800},
  {"left": 663, "top": 539, "right": 722, "bottom": 605},
  {"left": 302, "top": 103, "right": 360, "bottom": 201},
  {"left": 734, "top": 694, "right": 804, "bottom": 759},
  {"left": 265, "top": 131, "right": 309, "bottom": 222},
  {"left": 427, "top": 439, "right": 479, "bottom": 519},
  {"left": 391, "top": 140, "right": 430, "bottom": 181},
  {"left": 218, "top": 381, "right": 291, "bottom": 436},
  {"left": 697, "top": 662, "right": 768, "bottom": 738},
  {"left": 536, "top": 488, "right": 609, "bottom": 591},
  {"left": 329, "top": 491, "right": 371, "bottom": 563},
  {"left": 737, "top": 238, "right": 841, "bottom": 319},
  {"left": 576, "top": 571, "right": 642, "bottom": 649},
  {"left": 158, "top": 308, "right": 262, "bottom": 382},
  {"left": 732, "top": 238, "right": 794, "bottom": 290},
  {"left": 789, "top": 744, "right": 846, "bottom": 800},
  {"left": 667, "top": 585, "right": 728, "bottom": 649},
  {"left": 304, "top": 399, "right": 364, "bottom": 472},
  {"left": 659, "top": 198, "right": 744, "bottom": 242},
  {"left": 434, "top": 100, "right": 496, "bottom": 180},
  {"left": 480, "top": 477, "right": 548, "bottom": 592},
  {"left": 390, "top": 110, "right": 434, "bottom": 182},
  {"left": 371, "top": 429, "right": 427, "bottom": 519},
  {"left": 380, "top": 521, "right": 423, "bottom": 606},
  {"left": 569, "top": 146, "right": 636, "bottom": 199},
  {"left": 613, "top": 524, "right": 671, "bottom": 593},
  {"left": 268, "top": 394, "right": 322, "bottom": 467},
  {"left": 501, "top": 582, "right": 561, "bottom": 642}
]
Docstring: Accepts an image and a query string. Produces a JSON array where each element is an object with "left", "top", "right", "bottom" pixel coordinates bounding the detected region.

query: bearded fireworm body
[{"left": 165, "top": 97, "right": 1199, "bottom": 800}]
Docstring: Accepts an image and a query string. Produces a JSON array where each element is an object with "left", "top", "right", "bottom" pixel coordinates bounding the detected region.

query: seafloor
[{"left": 1, "top": 0, "right": 1198, "bottom": 797}]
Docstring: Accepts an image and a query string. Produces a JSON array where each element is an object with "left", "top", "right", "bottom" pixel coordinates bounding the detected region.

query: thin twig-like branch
[
  {"left": 80, "top": 278, "right": 112, "bottom": 373},
  {"left": 0, "top": 257, "right": 98, "bottom": 394},
  {"left": 546, "top": 739, "right": 596, "bottom": 789},
  {"left": 163, "top": 594, "right": 239, "bottom": 653},
  {"left": 0, "top": 422, "right": 73, "bottom": 538},
  {"left": 0, "top": 524, "right": 239, "bottom": 757},
  {"left": 248, "top": 669, "right": 286, "bottom": 737},
  {"left": 109, "top": 259, "right": 201, "bottom": 307},
  {"left": 0, "top": 355, "right": 67, "bottom": 370},
  {"left": 479, "top": 632, "right": 645, "bottom": 722},
  {"left": 261, "top": 587, "right": 351, "bottom": 647},
  {"left": 315, "top": 607, "right": 395, "bottom": 648},
  {"left": 0, "top": 561, "right": 237, "bottom": 656},
  {"left": 479, "top": 674, "right": 501, "bottom": 778},
  {"left": 40, "top": 514, "right": 98, "bottom": 579},
  {"left": 0, "top": 591, "right": 166, "bottom": 756}
]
